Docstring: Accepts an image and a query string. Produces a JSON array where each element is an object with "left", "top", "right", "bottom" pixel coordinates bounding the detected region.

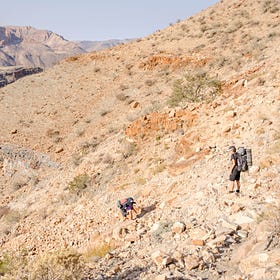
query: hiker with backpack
[
  {"left": 117, "top": 197, "right": 140, "bottom": 220},
  {"left": 228, "top": 146, "right": 242, "bottom": 193},
  {"left": 228, "top": 145, "right": 252, "bottom": 194}
]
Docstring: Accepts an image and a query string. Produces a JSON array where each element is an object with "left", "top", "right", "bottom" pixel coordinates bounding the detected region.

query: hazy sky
[{"left": 1, "top": 0, "right": 219, "bottom": 41}]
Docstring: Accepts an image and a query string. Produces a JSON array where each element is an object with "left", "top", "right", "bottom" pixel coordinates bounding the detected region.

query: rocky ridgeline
[{"left": 0, "top": 66, "right": 42, "bottom": 87}]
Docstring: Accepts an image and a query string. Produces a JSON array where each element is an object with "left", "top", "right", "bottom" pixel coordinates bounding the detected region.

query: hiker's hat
[{"left": 228, "top": 145, "right": 236, "bottom": 151}]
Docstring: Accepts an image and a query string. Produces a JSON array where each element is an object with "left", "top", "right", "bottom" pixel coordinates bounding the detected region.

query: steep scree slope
[{"left": 0, "top": 0, "right": 280, "bottom": 279}]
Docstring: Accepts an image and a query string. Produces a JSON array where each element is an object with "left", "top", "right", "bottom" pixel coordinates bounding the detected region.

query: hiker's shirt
[{"left": 125, "top": 201, "right": 134, "bottom": 210}]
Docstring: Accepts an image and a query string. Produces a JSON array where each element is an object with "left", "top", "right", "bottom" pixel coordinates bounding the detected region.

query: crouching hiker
[{"left": 117, "top": 197, "right": 139, "bottom": 220}]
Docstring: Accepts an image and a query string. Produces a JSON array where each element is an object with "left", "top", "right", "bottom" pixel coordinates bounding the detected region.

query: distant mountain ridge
[
  {"left": 77, "top": 39, "right": 133, "bottom": 52},
  {"left": 0, "top": 26, "right": 131, "bottom": 68}
]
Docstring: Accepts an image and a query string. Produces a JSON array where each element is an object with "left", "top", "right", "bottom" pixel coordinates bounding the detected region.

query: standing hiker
[{"left": 228, "top": 146, "right": 241, "bottom": 193}]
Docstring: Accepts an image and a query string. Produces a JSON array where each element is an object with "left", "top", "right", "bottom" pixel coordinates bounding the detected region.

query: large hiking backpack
[
  {"left": 236, "top": 147, "right": 252, "bottom": 172},
  {"left": 117, "top": 199, "right": 127, "bottom": 209},
  {"left": 117, "top": 198, "right": 133, "bottom": 209}
]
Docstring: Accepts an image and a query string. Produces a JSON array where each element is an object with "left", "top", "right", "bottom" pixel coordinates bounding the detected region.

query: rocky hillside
[{"left": 0, "top": 0, "right": 280, "bottom": 279}]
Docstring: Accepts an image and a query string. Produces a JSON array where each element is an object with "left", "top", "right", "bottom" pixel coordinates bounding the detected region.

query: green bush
[{"left": 168, "top": 71, "right": 222, "bottom": 106}]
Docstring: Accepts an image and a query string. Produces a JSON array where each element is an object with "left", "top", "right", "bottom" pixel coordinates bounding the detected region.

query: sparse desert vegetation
[{"left": 0, "top": 0, "right": 280, "bottom": 279}]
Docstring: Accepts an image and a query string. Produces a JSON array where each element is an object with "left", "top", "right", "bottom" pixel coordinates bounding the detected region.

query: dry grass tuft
[
  {"left": 84, "top": 243, "right": 112, "bottom": 259},
  {"left": 68, "top": 173, "right": 91, "bottom": 194},
  {"left": 30, "top": 250, "right": 84, "bottom": 280},
  {"left": 0, "top": 249, "right": 85, "bottom": 280}
]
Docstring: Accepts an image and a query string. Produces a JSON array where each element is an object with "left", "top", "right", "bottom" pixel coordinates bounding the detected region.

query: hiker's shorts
[{"left": 229, "top": 167, "right": 241, "bottom": 181}]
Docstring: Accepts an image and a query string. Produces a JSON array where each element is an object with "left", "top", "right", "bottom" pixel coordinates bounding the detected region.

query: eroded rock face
[
  {"left": 0, "top": 143, "right": 60, "bottom": 177},
  {"left": 0, "top": 66, "right": 43, "bottom": 87}
]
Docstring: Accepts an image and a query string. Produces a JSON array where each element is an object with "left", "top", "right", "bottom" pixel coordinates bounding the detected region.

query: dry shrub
[
  {"left": 0, "top": 249, "right": 85, "bottom": 280},
  {"left": 79, "top": 137, "right": 100, "bottom": 155},
  {"left": 65, "top": 56, "right": 79, "bottom": 62},
  {"left": 135, "top": 177, "right": 146, "bottom": 186},
  {"left": 0, "top": 209, "right": 22, "bottom": 236},
  {"left": 0, "top": 249, "right": 86, "bottom": 280},
  {"left": 11, "top": 174, "right": 29, "bottom": 191},
  {"left": 84, "top": 243, "right": 112, "bottom": 259},
  {"left": 116, "top": 92, "right": 129, "bottom": 101},
  {"left": 102, "top": 154, "right": 114, "bottom": 165},
  {"left": 0, "top": 253, "right": 28, "bottom": 278},
  {"left": 4, "top": 209, "right": 21, "bottom": 225},
  {"left": 263, "top": 0, "right": 280, "bottom": 13},
  {"left": 68, "top": 174, "right": 91, "bottom": 194},
  {"left": 257, "top": 205, "right": 280, "bottom": 245},
  {"left": 122, "top": 140, "right": 137, "bottom": 159},
  {"left": 72, "top": 154, "right": 83, "bottom": 167},
  {"left": 256, "top": 127, "right": 265, "bottom": 135},
  {"left": 30, "top": 250, "right": 84, "bottom": 280},
  {"left": 269, "top": 206, "right": 280, "bottom": 246},
  {"left": 151, "top": 163, "right": 166, "bottom": 175}
]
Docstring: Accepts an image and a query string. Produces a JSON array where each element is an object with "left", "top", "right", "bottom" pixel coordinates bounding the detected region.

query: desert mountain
[
  {"left": 0, "top": 26, "right": 130, "bottom": 69},
  {"left": 0, "top": 26, "right": 86, "bottom": 68},
  {"left": 0, "top": 0, "right": 280, "bottom": 279}
]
